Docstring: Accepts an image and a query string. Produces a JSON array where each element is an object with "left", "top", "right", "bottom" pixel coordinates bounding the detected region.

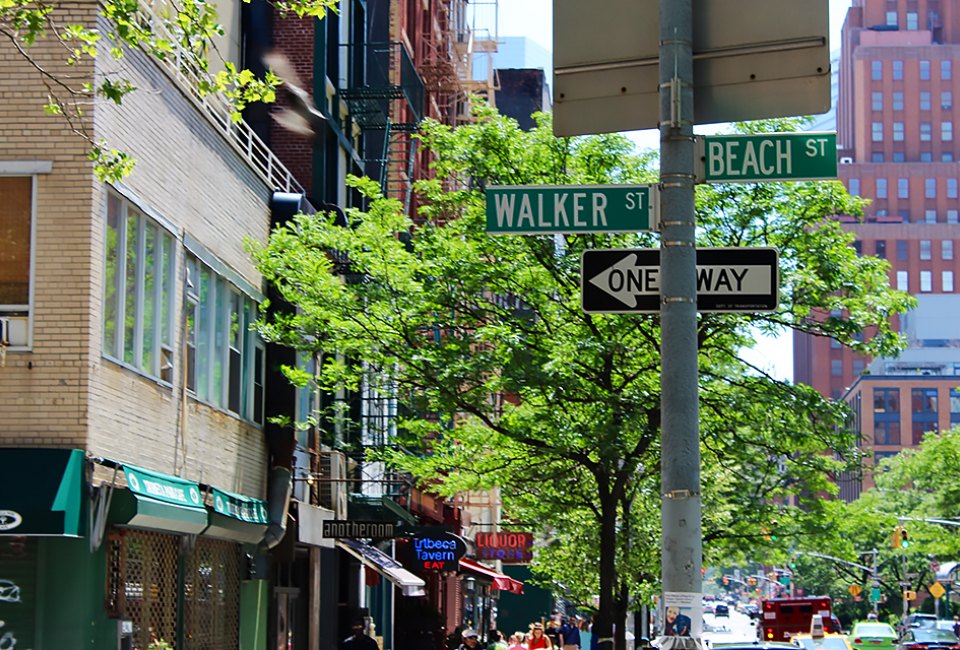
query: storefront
[{"left": 458, "top": 558, "right": 524, "bottom": 641}]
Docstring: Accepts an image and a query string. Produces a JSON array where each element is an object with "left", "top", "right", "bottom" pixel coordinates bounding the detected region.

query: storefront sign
[
  {"left": 212, "top": 488, "right": 269, "bottom": 524},
  {"left": 322, "top": 520, "right": 397, "bottom": 539},
  {"left": 412, "top": 532, "right": 466, "bottom": 571},
  {"left": 475, "top": 531, "right": 534, "bottom": 564}
]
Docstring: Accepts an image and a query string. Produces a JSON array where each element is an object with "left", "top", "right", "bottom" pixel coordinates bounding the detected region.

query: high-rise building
[{"left": 794, "top": 0, "right": 960, "bottom": 496}]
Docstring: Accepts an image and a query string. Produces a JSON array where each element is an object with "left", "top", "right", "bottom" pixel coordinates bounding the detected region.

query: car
[
  {"left": 894, "top": 629, "right": 960, "bottom": 650},
  {"left": 745, "top": 605, "right": 761, "bottom": 620},
  {"left": 851, "top": 622, "right": 897, "bottom": 650},
  {"left": 900, "top": 616, "right": 939, "bottom": 637},
  {"left": 791, "top": 633, "right": 854, "bottom": 650},
  {"left": 715, "top": 604, "right": 730, "bottom": 617},
  {"left": 705, "top": 603, "right": 716, "bottom": 614},
  {"left": 708, "top": 643, "right": 795, "bottom": 650}
]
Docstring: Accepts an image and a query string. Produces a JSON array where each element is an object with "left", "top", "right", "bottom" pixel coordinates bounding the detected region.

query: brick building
[
  {"left": 0, "top": 2, "right": 305, "bottom": 647},
  {"left": 794, "top": 0, "right": 960, "bottom": 497}
]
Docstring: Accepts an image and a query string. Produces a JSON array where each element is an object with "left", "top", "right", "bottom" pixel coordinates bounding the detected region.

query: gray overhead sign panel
[{"left": 553, "top": 0, "right": 831, "bottom": 136}]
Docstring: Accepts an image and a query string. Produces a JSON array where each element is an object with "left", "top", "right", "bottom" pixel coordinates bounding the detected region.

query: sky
[{"left": 494, "top": 0, "right": 855, "bottom": 382}]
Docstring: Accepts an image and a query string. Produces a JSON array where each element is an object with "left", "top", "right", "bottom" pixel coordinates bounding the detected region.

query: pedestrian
[
  {"left": 341, "top": 619, "right": 380, "bottom": 650},
  {"left": 952, "top": 616, "right": 960, "bottom": 638},
  {"left": 561, "top": 616, "right": 582, "bottom": 650},
  {"left": 508, "top": 633, "right": 528, "bottom": 650},
  {"left": 528, "top": 622, "right": 553, "bottom": 650},
  {"left": 460, "top": 629, "right": 483, "bottom": 650},
  {"left": 489, "top": 631, "right": 508, "bottom": 650},
  {"left": 663, "top": 607, "right": 691, "bottom": 637},
  {"left": 546, "top": 616, "right": 562, "bottom": 649}
]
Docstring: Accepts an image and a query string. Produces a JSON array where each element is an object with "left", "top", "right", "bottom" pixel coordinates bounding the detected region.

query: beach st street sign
[
  {"left": 698, "top": 132, "right": 837, "bottom": 183},
  {"left": 581, "top": 248, "right": 779, "bottom": 313},
  {"left": 485, "top": 184, "right": 658, "bottom": 235}
]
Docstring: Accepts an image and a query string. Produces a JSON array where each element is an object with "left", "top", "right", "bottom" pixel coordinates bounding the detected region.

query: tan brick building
[{"left": 0, "top": 3, "right": 304, "bottom": 646}]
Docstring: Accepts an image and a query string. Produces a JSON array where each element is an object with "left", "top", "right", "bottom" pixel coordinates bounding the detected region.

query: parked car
[
  {"left": 715, "top": 604, "right": 730, "bottom": 617},
  {"left": 851, "top": 622, "right": 897, "bottom": 650},
  {"left": 895, "top": 629, "right": 960, "bottom": 650},
  {"left": 899, "top": 615, "right": 939, "bottom": 637}
]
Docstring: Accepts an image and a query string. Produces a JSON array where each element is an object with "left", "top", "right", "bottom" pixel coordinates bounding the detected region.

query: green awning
[
  {"left": 203, "top": 487, "right": 269, "bottom": 544},
  {"left": 114, "top": 465, "right": 207, "bottom": 535},
  {"left": 0, "top": 448, "right": 85, "bottom": 536}
]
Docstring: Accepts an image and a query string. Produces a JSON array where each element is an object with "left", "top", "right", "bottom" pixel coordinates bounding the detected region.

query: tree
[
  {"left": 1, "top": 0, "right": 337, "bottom": 178},
  {"left": 249, "top": 105, "right": 914, "bottom": 649}
]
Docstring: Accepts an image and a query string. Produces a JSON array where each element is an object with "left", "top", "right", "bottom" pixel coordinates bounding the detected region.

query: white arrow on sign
[{"left": 588, "top": 253, "right": 774, "bottom": 308}]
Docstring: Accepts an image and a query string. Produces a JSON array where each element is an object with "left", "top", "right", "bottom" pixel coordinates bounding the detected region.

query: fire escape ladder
[{"left": 380, "top": 124, "right": 419, "bottom": 212}]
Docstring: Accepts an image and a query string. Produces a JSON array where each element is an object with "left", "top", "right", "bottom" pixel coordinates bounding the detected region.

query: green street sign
[
  {"left": 870, "top": 587, "right": 882, "bottom": 603},
  {"left": 485, "top": 184, "right": 658, "bottom": 235},
  {"left": 698, "top": 132, "right": 838, "bottom": 183}
]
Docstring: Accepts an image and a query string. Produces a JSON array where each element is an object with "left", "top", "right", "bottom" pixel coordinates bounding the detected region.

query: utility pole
[{"left": 659, "top": 0, "right": 702, "bottom": 646}]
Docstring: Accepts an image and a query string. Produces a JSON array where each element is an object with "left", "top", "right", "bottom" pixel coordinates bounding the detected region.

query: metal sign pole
[{"left": 658, "top": 0, "right": 702, "bottom": 646}]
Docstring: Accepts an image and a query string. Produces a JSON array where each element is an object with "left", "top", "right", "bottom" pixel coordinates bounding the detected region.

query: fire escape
[{"left": 339, "top": 43, "right": 424, "bottom": 212}]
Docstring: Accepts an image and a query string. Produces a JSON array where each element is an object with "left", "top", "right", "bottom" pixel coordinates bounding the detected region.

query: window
[
  {"left": 875, "top": 240, "right": 887, "bottom": 258},
  {"left": 886, "top": 11, "right": 898, "bottom": 26},
  {"left": 920, "top": 240, "right": 932, "bottom": 260},
  {"left": 877, "top": 178, "right": 888, "bottom": 198},
  {"left": 872, "top": 60, "right": 883, "bottom": 80},
  {"left": 925, "top": 178, "right": 937, "bottom": 199},
  {"left": 950, "top": 210, "right": 959, "bottom": 224},
  {"left": 907, "top": 11, "right": 918, "bottom": 29},
  {"left": 943, "top": 59, "right": 952, "bottom": 81},
  {"left": 897, "top": 271, "right": 908, "bottom": 291},
  {"left": 893, "top": 92, "right": 904, "bottom": 110},
  {"left": 893, "top": 122, "right": 905, "bottom": 141},
  {"left": 849, "top": 178, "right": 860, "bottom": 196},
  {"left": 898, "top": 178, "right": 909, "bottom": 199},
  {"left": 853, "top": 240, "right": 862, "bottom": 256},
  {"left": 942, "top": 90, "right": 953, "bottom": 110},
  {"left": 893, "top": 60, "right": 903, "bottom": 80},
  {"left": 921, "top": 152, "right": 933, "bottom": 162},
  {"left": 853, "top": 359, "right": 865, "bottom": 376},
  {"left": 893, "top": 152, "right": 905, "bottom": 163},
  {"left": 943, "top": 122, "right": 953, "bottom": 142},
  {"left": 912, "top": 388, "right": 939, "bottom": 444},
  {"left": 920, "top": 92, "right": 932, "bottom": 110},
  {"left": 183, "top": 252, "right": 265, "bottom": 423},
  {"left": 921, "top": 270, "right": 933, "bottom": 292},
  {"left": 0, "top": 171, "right": 42, "bottom": 349},
  {"left": 921, "top": 122, "right": 932, "bottom": 141},
  {"left": 897, "top": 240, "right": 908, "bottom": 260},
  {"left": 920, "top": 59, "right": 931, "bottom": 80},
  {"left": 831, "top": 359, "right": 842, "bottom": 377},
  {"left": 943, "top": 271, "right": 954, "bottom": 292},
  {"left": 943, "top": 240, "right": 954, "bottom": 260},
  {"left": 874, "top": 388, "right": 900, "bottom": 445},
  {"left": 948, "top": 179, "right": 958, "bottom": 199},
  {"left": 946, "top": 153, "right": 955, "bottom": 162},
  {"left": 872, "top": 122, "right": 884, "bottom": 142},
  {"left": 103, "top": 190, "right": 175, "bottom": 382},
  {"left": 872, "top": 152, "right": 885, "bottom": 163},
  {"left": 872, "top": 92, "right": 883, "bottom": 111},
  {"left": 925, "top": 210, "right": 937, "bottom": 224},
  {"left": 951, "top": 388, "right": 960, "bottom": 425}
]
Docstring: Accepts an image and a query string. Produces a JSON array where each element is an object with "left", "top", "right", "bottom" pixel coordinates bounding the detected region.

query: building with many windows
[{"left": 794, "top": 0, "right": 960, "bottom": 498}]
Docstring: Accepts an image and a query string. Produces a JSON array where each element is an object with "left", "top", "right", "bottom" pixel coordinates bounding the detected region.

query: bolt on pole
[{"left": 659, "top": 0, "right": 702, "bottom": 646}]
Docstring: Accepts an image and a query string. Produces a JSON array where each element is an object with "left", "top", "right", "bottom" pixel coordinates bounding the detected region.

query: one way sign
[{"left": 581, "top": 248, "right": 779, "bottom": 313}]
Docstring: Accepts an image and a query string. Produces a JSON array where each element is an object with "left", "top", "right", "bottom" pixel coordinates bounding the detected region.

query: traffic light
[
  {"left": 901, "top": 527, "right": 910, "bottom": 548},
  {"left": 891, "top": 525, "right": 903, "bottom": 548},
  {"left": 723, "top": 576, "right": 730, "bottom": 586},
  {"left": 748, "top": 577, "right": 757, "bottom": 586}
]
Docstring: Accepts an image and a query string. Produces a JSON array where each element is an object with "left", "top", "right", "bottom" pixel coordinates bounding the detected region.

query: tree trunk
[{"left": 597, "top": 488, "right": 619, "bottom": 650}]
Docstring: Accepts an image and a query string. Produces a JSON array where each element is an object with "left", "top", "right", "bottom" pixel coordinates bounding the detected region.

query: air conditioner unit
[
  {"left": 840, "top": 156, "right": 854, "bottom": 164},
  {"left": 0, "top": 316, "right": 28, "bottom": 347},
  {"left": 318, "top": 450, "right": 350, "bottom": 518}
]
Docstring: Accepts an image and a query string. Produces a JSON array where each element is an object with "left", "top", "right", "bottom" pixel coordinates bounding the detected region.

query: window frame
[{"left": 0, "top": 162, "right": 51, "bottom": 351}]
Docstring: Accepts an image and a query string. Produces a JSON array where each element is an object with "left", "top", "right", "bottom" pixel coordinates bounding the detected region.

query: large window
[
  {"left": 877, "top": 178, "right": 888, "bottom": 198},
  {"left": 184, "top": 252, "right": 265, "bottom": 424},
  {"left": 103, "top": 191, "right": 176, "bottom": 382},
  {"left": 0, "top": 173, "right": 39, "bottom": 349},
  {"left": 912, "top": 387, "right": 939, "bottom": 444},
  {"left": 874, "top": 388, "right": 900, "bottom": 446}
]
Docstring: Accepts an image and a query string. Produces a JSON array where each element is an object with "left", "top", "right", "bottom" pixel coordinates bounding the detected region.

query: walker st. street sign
[
  {"left": 485, "top": 184, "right": 658, "bottom": 234},
  {"left": 581, "top": 248, "right": 779, "bottom": 313},
  {"left": 698, "top": 132, "right": 838, "bottom": 183}
]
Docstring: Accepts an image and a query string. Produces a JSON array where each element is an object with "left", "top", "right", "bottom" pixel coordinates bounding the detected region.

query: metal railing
[
  {"left": 338, "top": 42, "right": 424, "bottom": 129},
  {"left": 123, "top": 1, "right": 305, "bottom": 195}
]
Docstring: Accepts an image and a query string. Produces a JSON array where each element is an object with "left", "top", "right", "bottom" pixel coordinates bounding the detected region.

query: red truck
[{"left": 758, "top": 597, "right": 836, "bottom": 642}]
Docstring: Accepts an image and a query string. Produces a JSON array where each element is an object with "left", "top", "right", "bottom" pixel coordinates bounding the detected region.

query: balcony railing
[
  {"left": 338, "top": 42, "right": 424, "bottom": 130},
  {"left": 124, "top": 1, "right": 306, "bottom": 195}
]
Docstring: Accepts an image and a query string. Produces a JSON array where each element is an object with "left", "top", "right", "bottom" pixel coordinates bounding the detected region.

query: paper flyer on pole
[{"left": 662, "top": 591, "right": 702, "bottom": 638}]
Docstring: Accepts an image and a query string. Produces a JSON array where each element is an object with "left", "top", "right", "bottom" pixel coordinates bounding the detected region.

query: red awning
[{"left": 459, "top": 557, "right": 524, "bottom": 594}]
